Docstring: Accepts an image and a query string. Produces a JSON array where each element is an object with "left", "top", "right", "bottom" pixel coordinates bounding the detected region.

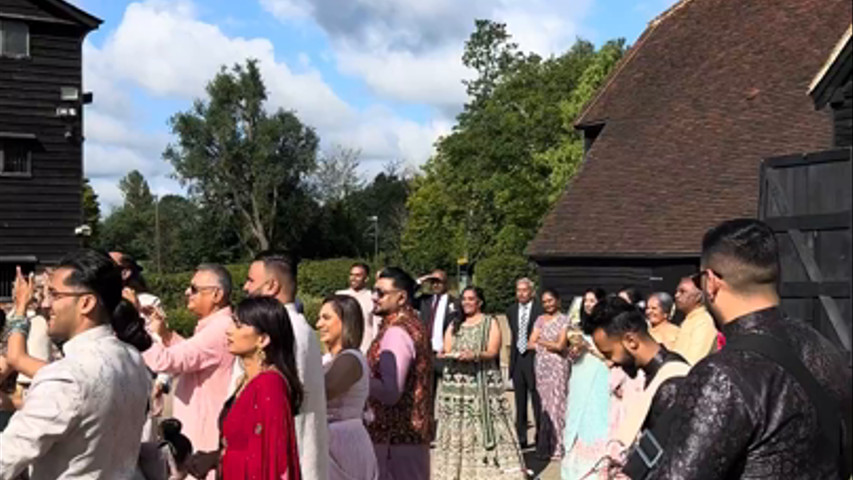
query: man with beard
[
  {"left": 368, "top": 267, "right": 433, "bottom": 480},
  {"left": 583, "top": 295, "right": 689, "bottom": 451},
  {"left": 646, "top": 219, "right": 852, "bottom": 479},
  {"left": 0, "top": 249, "right": 152, "bottom": 479}
]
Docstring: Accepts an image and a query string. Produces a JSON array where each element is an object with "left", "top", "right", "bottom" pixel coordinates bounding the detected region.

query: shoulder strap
[{"left": 726, "top": 334, "right": 846, "bottom": 475}]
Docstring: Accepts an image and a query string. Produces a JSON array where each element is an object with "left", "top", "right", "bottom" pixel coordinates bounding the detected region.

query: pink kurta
[{"left": 143, "top": 307, "right": 235, "bottom": 455}]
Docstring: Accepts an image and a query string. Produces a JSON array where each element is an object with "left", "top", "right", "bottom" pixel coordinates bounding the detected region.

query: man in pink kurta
[{"left": 143, "top": 264, "right": 235, "bottom": 463}]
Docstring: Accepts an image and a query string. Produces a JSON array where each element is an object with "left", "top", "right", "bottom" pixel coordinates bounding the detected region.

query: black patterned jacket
[{"left": 648, "top": 307, "right": 852, "bottom": 479}]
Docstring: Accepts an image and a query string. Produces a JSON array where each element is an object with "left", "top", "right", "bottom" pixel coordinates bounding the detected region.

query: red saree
[{"left": 220, "top": 371, "right": 301, "bottom": 480}]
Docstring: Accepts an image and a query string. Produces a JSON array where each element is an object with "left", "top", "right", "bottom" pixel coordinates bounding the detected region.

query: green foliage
[
  {"left": 165, "top": 59, "right": 319, "bottom": 254},
  {"left": 81, "top": 178, "right": 100, "bottom": 246},
  {"left": 402, "top": 22, "right": 627, "bottom": 269},
  {"left": 475, "top": 254, "right": 538, "bottom": 314},
  {"left": 297, "top": 258, "right": 375, "bottom": 298},
  {"left": 301, "top": 295, "right": 324, "bottom": 328}
]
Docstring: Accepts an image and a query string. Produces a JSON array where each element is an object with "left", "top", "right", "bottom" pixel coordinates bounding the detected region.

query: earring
[{"left": 256, "top": 348, "right": 267, "bottom": 365}]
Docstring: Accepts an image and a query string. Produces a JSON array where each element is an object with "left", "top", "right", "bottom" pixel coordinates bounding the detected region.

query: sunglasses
[
  {"left": 372, "top": 287, "right": 400, "bottom": 299},
  {"left": 188, "top": 284, "right": 219, "bottom": 295},
  {"left": 691, "top": 269, "right": 723, "bottom": 289}
]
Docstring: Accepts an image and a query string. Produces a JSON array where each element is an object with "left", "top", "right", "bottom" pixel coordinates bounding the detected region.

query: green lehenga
[{"left": 434, "top": 316, "right": 526, "bottom": 480}]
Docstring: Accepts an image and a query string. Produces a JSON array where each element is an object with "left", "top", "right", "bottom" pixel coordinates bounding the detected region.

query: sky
[{"left": 71, "top": 0, "right": 678, "bottom": 211}]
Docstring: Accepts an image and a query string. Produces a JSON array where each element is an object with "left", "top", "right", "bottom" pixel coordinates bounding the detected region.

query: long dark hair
[
  {"left": 580, "top": 287, "right": 607, "bottom": 333},
  {"left": 234, "top": 296, "right": 304, "bottom": 413},
  {"left": 322, "top": 294, "right": 364, "bottom": 351},
  {"left": 58, "top": 249, "right": 151, "bottom": 351},
  {"left": 452, "top": 286, "right": 485, "bottom": 334}
]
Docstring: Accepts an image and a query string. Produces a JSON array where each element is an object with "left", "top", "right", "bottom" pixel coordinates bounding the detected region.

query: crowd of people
[{"left": 0, "top": 218, "right": 850, "bottom": 480}]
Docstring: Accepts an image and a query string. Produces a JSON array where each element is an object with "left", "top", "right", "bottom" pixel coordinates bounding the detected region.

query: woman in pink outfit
[{"left": 317, "top": 295, "right": 379, "bottom": 480}]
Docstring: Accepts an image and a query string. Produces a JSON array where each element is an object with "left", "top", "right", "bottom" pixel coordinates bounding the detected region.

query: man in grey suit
[{"left": 506, "top": 277, "right": 543, "bottom": 449}]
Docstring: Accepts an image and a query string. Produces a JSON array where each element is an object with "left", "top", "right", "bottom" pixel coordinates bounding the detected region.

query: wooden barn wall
[
  {"left": 0, "top": 9, "right": 85, "bottom": 264},
  {"left": 760, "top": 148, "right": 852, "bottom": 351},
  {"left": 534, "top": 257, "right": 699, "bottom": 315},
  {"left": 834, "top": 81, "right": 852, "bottom": 147}
]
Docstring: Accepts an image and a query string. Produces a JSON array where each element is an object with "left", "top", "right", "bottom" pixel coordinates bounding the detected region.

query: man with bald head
[
  {"left": 242, "top": 252, "right": 329, "bottom": 480},
  {"left": 673, "top": 275, "right": 718, "bottom": 365},
  {"left": 143, "top": 264, "right": 234, "bottom": 478}
]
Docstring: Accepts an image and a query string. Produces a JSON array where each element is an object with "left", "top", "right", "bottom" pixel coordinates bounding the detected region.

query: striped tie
[{"left": 517, "top": 305, "right": 529, "bottom": 353}]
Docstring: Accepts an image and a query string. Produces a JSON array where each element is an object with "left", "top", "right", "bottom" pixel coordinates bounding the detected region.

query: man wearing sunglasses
[
  {"left": 644, "top": 219, "right": 852, "bottom": 479},
  {"left": 368, "top": 267, "right": 433, "bottom": 480},
  {"left": 142, "top": 264, "right": 234, "bottom": 478}
]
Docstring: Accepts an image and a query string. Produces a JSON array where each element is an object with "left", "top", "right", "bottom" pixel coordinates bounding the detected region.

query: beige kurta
[
  {"left": 673, "top": 306, "right": 718, "bottom": 365},
  {"left": 650, "top": 321, "right": 680, "bottom": 351}
]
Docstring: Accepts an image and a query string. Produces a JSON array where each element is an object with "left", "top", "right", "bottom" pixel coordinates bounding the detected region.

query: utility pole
[{"left": 154, "top": 195, "right": 162, "bottom": 275}]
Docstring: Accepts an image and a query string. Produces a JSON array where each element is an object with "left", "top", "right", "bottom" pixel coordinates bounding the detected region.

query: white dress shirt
[
  {"left": 228, "top": 303, "right": 329, "bottom": 480},
  {"left": 430, "top": 293, "right": 449, "bottom": 352},
  {"left": 0, "top": 325, "right": 152, "bottom": 480}
]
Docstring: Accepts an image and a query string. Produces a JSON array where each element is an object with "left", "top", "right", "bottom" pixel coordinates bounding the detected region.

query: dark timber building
[
  {"left": 527, "top": 0, "right": 852, "bottom": 318},
  {"left": 0, "top": 0, "right": 100, "bottom": 299}
]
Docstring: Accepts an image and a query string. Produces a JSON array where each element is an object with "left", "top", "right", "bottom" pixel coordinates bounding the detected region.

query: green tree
[
  {"left": 165, "top": 59, "right": 319, "bottom": 254},
  {"left": 81, "top": 178, "right": 101, "bottom": 245},
  {"left": 312, "top": 146, "right": 363, "bottom": 205},
  {"left": 402, "top": 20, "right": 627, "bottom": 269},
  {"left": 100, "top": 170, "right": 154, "bottom": 259}
]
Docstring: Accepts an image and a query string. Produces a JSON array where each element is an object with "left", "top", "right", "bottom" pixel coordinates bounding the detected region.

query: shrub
[
  {"left": 297, "top": 258, "right": 376, "bottom": 298},
  {"left": 475, "top": 254, "right": 538, "bottom": 314}
]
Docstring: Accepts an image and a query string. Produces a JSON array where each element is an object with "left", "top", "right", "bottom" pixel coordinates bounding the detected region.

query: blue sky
[{"left": 73, "top": 0, "right": 677, "bottom": 210}]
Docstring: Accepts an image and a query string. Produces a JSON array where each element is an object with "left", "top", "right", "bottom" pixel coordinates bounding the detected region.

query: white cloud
[
  {"left": 261, "top": 0, "right": 595, "bottom": 108},
  {"left": 83, "top": 0, "right": 446, "bottom": 210}
]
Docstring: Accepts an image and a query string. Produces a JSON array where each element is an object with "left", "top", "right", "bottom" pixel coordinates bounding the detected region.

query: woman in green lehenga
[{"left": 434, "top": 286, "right": 526, "bottom": 480}]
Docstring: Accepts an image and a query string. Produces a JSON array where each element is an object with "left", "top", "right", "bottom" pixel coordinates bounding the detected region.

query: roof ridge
[{"left": 574, "top": 0, "right": 698, "bottom": 127}]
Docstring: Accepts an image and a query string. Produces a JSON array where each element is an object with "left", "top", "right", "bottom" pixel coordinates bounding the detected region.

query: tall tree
[
  {"left": 312, "top": 146, "right": 363, "bottom": 204},
  {"left": 99, "top": 170, "right": 155, "bottom": 259},
  {"left": 402, "top": 21, "right": 627, "bottom": 271},
  {"left": 165, "top": 59, "right": 319, "bottom": 254}
]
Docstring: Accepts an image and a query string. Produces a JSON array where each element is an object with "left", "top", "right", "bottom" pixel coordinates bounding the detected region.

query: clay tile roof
[{"left": 527, "top": 0, "right": 852, "bottom": 259}]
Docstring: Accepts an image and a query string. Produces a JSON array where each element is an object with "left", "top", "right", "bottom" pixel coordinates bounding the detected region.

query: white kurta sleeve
[{"left": 0, "top": 365, "right": 81, "bottom": 480}]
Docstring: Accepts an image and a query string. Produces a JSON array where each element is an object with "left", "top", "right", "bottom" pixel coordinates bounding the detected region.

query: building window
[
  {"left": 0, "top": 141, "right": 32, "bottom": 176},
  {"left": 0, "top": 20, "right": 29, "bottom": 58}
]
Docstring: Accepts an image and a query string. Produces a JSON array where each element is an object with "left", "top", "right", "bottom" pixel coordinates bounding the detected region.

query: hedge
[{"left": 474, "top": 254, "right": 538, "bottom": 314}]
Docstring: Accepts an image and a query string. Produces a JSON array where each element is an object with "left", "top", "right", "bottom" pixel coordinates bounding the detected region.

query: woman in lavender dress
[{"left": 528, "top": 289, "right": 570, "bottom": 459}]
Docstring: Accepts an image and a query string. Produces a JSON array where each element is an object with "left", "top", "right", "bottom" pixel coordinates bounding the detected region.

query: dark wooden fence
[{"left": 758, "top": 147, "right": 852, "bottom": 352}]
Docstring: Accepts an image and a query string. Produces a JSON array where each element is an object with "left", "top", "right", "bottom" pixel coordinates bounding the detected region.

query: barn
[
  {"left": 527, "top": 0, "right": 852, "bottom": 323},
  {"left": 0, "top": 0, "right": 101, "bottom": 298}
]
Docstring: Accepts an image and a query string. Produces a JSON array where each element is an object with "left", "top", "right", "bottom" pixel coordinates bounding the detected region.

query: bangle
[{"left": 4, "top": 313, "right": 30, "bottom": 337}]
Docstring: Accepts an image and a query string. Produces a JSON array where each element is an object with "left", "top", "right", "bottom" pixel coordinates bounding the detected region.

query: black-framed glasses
[
  {"left": 691, "top": 269, "right": 723, "bottom": 289},
  {"left": 46, "top": 289, "right": 93, "bottom": 302}
]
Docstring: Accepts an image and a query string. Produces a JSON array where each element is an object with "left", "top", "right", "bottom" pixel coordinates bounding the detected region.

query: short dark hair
[
  {"left": 378, "top": 266, "right": 416, "bottom": 305},
  {"left": 196, "top": 263, "right": 233, "bottom": 300},
  {"left": 58, "top": 249, "right": 151, "bottom": 351},
  {"left": 254, "top": 251, "right": 298, "bottom": 292},
  {"left": 701, "top": 219, "right": 779, "bottom": 292},
  {"left": 351, "top": 262, "right": 370, "bottom": 277},
  {"left": 323, "top": 295, "right": 365, "bottom": 350},
  {"left": 583, "top": 295, "right": 649, "bottom": 338},
  {"left": 541, "top": 288, "right": 562, "bottom": 302}
]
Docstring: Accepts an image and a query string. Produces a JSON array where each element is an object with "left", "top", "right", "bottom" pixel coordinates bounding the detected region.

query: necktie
[{"left": 517, "top": 304, "right": 529, "bottom": 354}]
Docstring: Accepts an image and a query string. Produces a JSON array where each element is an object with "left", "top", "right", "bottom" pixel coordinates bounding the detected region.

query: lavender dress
[
  {"left": 325, "top": 350, "right": 379, "bottom": 480},
  {"left": 533, "top": 314, "right": 571, "bottom": 458}
]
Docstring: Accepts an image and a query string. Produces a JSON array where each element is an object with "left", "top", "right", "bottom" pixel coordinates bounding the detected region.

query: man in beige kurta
[{"left": 673, "top": 276, "right": 718, "bottom": 365}]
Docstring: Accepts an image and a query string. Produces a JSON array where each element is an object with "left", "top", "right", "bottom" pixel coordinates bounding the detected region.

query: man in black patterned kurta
[{"left": 649, "top": 219, "right": 852, "bottom": 479}]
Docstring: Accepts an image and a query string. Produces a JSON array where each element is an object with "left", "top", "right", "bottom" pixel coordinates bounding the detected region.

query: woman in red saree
[{"left": 191, "top": 296, "right": 305, "bottom": 480}]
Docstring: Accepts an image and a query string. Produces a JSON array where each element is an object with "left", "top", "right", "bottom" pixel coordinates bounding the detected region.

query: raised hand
[{"left": 12, "top": 266, "right": 35, "bottom": 316}]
